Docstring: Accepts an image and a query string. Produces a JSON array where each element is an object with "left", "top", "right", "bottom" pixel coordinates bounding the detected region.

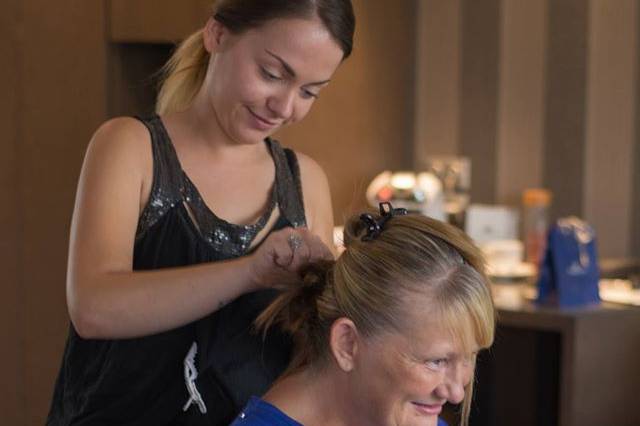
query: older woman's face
[
  {"left": 351, "top": 304, "right": 477, "bottom": 426},
  {"left": 203, "top": 16, "right": 344, "bottom": 145}
]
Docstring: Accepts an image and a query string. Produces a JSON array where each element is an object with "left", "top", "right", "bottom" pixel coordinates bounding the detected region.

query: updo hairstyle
[{"left": 257, "top": 210, "right": 496, "bottom": 426}]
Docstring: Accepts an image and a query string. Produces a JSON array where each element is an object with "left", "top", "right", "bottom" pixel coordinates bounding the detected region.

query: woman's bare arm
[{"left": 67, "top": 119, "right": 330, "bottom": 339}]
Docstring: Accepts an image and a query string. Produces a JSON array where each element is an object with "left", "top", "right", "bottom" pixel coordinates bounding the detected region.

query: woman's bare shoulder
[
  {"left": 79, "top": 117, "right": 155, "bottom": 200},
  {"left": 84, "top": 116, "right": 154, "bottom": 176},
  {"left": 294, "top": 151, "right": 329, "bottom": 186},
  {"left": 90, "top": 116, "right": 151, "bottom": 153}
]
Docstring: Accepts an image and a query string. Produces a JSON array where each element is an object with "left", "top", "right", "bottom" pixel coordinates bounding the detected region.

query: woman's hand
[{"left": 248, "top": 227, "right": 334, "bottom": 290}]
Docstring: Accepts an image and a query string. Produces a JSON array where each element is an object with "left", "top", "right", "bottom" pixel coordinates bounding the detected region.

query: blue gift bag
[{"left": 536, "top": 217, "right": 600, "bottom": 307}]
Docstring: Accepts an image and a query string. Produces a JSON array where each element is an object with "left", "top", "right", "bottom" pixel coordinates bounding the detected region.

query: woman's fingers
[
  {"left": 258, "top": 227, "right": 335, "bottom": 289},
  {"left": 287, "top": 230, "right": 312, "bottom": 272},
  {"left": 272, "top": 232, "right": 295, "bottom": 267},
  {"left": 272, "top": 228, "right": 308, "bottom": 267}
]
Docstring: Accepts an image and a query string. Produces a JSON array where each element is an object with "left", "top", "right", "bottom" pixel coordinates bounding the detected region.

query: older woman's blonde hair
[{"left": 258, "top": 208, "right": 496, "bottom": 426}]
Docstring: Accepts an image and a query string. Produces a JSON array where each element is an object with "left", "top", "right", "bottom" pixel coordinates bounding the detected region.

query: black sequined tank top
[{"left": 47, "top": 115, "right": 305, "bottom": 426}]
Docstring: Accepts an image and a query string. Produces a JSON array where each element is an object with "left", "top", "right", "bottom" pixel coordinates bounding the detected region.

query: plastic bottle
[{"left": 522, "top": 188, "right": 552, "bottom": 267}]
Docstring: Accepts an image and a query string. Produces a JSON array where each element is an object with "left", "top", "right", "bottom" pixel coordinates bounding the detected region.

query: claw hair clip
[{"left": 360, "top": 202, "right": 408, "bottom": 241}]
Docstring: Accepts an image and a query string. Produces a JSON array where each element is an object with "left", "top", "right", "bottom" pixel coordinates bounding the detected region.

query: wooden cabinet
[{"left": 472, "top": 303, "right": 640, "bottom": 426}]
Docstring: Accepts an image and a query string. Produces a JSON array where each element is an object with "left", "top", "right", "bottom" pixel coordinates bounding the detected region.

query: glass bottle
[{"left": 522, "top": 188, "right": 552, "bottom": 266}]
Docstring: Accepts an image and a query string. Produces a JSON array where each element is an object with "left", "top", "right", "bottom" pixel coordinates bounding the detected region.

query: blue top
[
  {"left": 230, "top": 397, "right": 302, "bottom": 426},
  {"left": 230, "top": 397, "right": 448, "bottom": 426}
]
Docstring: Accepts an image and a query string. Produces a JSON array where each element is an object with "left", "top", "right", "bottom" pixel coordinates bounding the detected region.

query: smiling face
[
  {"left": 201, "top": 16, "right": 344, "bottom": 145},
  {"left": 348, "top": 301, "right": 478, "bottom": 426}
]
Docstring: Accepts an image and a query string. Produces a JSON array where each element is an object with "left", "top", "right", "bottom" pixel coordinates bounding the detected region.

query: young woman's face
[
  {"left": 203, "top": 16, "right": 344, "bottom": 145},
  {"left": 350, "top": 304, "right": 478, "bottom": 426}
]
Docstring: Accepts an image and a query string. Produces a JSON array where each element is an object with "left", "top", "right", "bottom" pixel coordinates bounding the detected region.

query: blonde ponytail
[{"left": 156, "top": 29, "right": 210, "bottom": 115}]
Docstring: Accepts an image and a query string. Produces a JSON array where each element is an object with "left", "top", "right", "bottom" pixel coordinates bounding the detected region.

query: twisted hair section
[{"left": 255, "top": 260, "right": 338, "bottom": 374}]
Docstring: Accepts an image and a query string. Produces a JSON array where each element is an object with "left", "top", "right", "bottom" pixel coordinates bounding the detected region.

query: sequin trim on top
[
  {"left": 180, "top": 171, "right": 277, "bottom": 257},
  {"left": 134, "top": 115, "right": 306, "bottom": 257},
  {"left": 135, "top": 116, "right": 185, "bottom": 239}
]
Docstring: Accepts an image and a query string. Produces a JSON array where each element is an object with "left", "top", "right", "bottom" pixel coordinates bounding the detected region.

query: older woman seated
[{"left": 231, "top": 203, "right": 496, "bottom": 426}]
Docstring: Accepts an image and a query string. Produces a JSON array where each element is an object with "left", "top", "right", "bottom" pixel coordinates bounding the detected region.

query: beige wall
[
  {"left": 1, "top": 1, "right": 108, "bottom": 424},
  {"left": 415, "top": 0, "right": 640, "bottom": 258},
  {"left": 23, "top": 3, "right": 107, "bottom": 424},
  {"left": 1, "top": 1, "right": 24, "bottom": 424}
]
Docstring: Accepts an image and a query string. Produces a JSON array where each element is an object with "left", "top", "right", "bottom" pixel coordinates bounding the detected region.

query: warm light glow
[
  {"left": 417, "top": 172, "right": 443, "bottom": 199},
  {"left": 366, "top": 171, "right": 393, "bottom": 206},
  {"left": 390, "top": 172, "right": 416, "bottom": 189}
]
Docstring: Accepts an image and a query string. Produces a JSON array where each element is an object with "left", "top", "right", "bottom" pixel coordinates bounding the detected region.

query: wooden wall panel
[
  {"left": 496, "top": 0, "right": 547, "bottom": 206},
  {"left": 634, "top": 1, "right": 640, "bottom": 258},
  {"left": 414, "top": 0, "right": 639, "bottom": 257},
  {"left": 414, "top": 0, "right": 461, "bottom": 161},
  {"left": 110, "top": 0, "right": 212, "bottom": 42},
  {"left": 459, "top": 0, "right": 501, "bottom": 204},
  {"left": 543, "top": 0, "right": 589, "bottom": 220},
  {"left": 0, "top": 0, "right": 25, "bottom": 423},
  {"left": 275, "top": 0, "right": 417, "bottom": 222},
  {"left": 20, "top": 1, "right": 108, "bottom": 424},
  {"left": 584, "top": 0, "right": 637, "bottom": 257}
]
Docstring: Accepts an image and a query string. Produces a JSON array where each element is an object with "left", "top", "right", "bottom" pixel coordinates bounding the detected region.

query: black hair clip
[{"left": 360, "top": 202, "right": 408, "bottom": 241}]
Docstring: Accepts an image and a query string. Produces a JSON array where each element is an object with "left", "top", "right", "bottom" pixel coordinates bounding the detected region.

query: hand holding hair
[{"left": 248, "top": 227, "right": 334, "bottom": 290}]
